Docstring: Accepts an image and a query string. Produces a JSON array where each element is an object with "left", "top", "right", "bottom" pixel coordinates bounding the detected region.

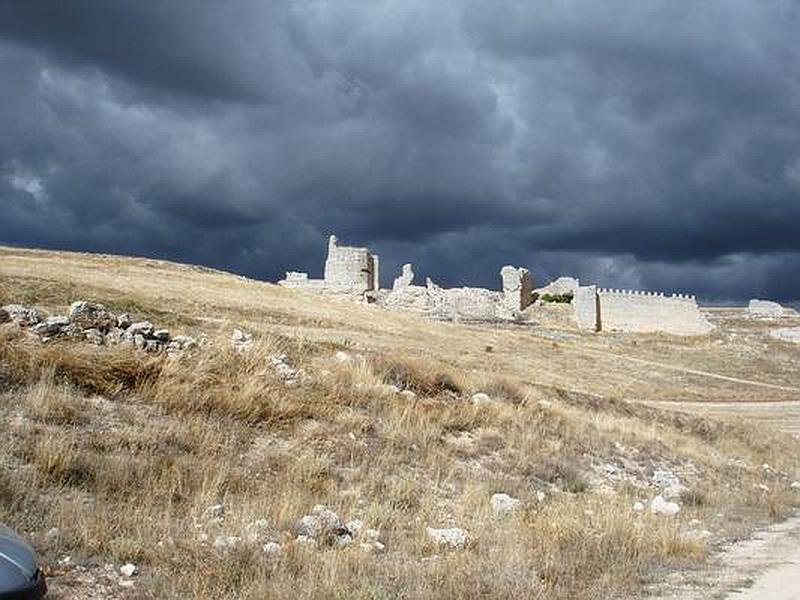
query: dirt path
[
  {"left": 596, "top": 351, "right": 800, "bottom": 394},
  {"left": 644, "top": 400, "right": 800, "bottom": 598},
  {"left": 645, "top": 400, "right": 800, "bottom": 438},
  {"left": 657, "top": 513, "right": 800, "bottom": 599}
]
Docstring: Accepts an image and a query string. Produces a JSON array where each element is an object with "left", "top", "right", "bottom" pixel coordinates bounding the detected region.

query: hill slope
[{"left": 1, "top": 245, "right": 799, "bottom": 599}]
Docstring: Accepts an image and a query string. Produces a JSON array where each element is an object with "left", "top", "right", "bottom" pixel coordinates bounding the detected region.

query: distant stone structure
[
  {"left": 535, "top": 276, "right": 579, "bottom": 297},
  {"left": 748, "top": 299, "right": 784, "bottom": 318},
  {"left": 279, "top": 234, "right": 533, "bottom": 322},
  {"left": 393, "top": 264, "right": 414, "bottom": 291},
  {"left": 278, "top": 234, "right": 714, "bottom": 335},
  {"left": 573, "top": 285, "right": 599, "bottom": 331},
  {"left": 383, "top": 266, "right": 533, "bottom": 322},
  {"left": 279, "top": 235, "right": 379, "bottom": 294},
  {"left": 573, "top": 286, "right": 713, "bottom": 335}
]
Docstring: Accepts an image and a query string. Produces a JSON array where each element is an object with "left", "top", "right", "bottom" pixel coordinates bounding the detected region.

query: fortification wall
[
  {"left": 597, "top": 289, "right": 713, "bottom": 335},
  {"left": 574, "top": 285, "right": 598, "bottom": 331},
  {"left": 323, "top": 235, "right": 376, "bottom": 293}
]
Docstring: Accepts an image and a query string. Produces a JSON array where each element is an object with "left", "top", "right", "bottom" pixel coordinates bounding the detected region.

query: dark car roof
[{"left": 0, "top": 525, "right": 39, "bottom": 593}]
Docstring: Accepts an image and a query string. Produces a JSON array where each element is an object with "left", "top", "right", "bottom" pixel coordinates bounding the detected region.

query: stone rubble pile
[
  {"left": 770, "top": 327, "right": 800, "bottom": 344},
  {"left": 748, "top": 299, "right": 784, "bottom": 318},
  {"left": 290, "top": 505, "right": 384, "bottom": 553},
  {"left": 1, "top": 300, "right": 196, "bottom": 354}
]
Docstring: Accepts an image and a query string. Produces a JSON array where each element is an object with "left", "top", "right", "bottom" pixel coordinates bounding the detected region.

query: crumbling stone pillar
[
  {"left": 393, "top": 264, "right": 415, "bottom": 291},
  {"left": 501, "top": 266, "right": 534, "bottom": 313}
]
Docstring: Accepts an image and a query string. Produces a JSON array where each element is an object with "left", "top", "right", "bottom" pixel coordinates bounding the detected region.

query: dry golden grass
[{"left": 0, "top": 246, "right": 799, "bottom": 599}]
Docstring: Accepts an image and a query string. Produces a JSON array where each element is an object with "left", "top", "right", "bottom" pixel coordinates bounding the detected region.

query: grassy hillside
[{"left": 1, "top": 245, "right": 799, "bottom": 599}]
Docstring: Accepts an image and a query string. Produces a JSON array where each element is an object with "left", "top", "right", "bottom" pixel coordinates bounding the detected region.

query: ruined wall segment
[
  {"left": 323, "top": 235, "right": 377, "bottom": 293},
  {"left": 596, "top": 289, "right": 713, "bottom": 335},
  {"left": 501, "top": 266, "right": 534, "bottom": 317},
  {"left": 574, "top": 285, "right": 599, "bottom": 331},
  {"left": 393, "top": 264, "right": 415, "bottom": 291},
  {"left": 383, "top": 265, "right": 534, "bottom": 322}
]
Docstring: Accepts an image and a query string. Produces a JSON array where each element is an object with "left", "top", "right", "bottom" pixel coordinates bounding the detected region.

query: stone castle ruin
[
  {"left": 573, "top": 285, "right": 713, "bottom": 335},
  {"left": 279, "top": 234, "right": 713, "bottom": 335},
  {"left": 279, "top": 235, "right": 533, "bottom": 322},
  {"left": 279, "top": 236, "right": 379, "bottom": 294}
]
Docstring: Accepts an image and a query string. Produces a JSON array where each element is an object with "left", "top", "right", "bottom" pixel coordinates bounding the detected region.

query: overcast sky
[{"left": 1, "top": 1, "right": 798, "bottom": 303}]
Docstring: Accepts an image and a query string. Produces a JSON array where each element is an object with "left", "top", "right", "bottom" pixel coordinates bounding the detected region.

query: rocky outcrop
[{"left": 1, "top": 300, "right": 196, "bottom": 354}]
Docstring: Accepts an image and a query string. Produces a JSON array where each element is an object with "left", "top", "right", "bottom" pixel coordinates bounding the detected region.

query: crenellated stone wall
[{"left": 595, "top": 288, "right": 712, "bottom": 335}]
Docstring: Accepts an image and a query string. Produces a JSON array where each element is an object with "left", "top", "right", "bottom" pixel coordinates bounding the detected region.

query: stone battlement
[
  {"left": 576, "top": 285, "right": 711, "bottom": 335},
  {"left": 597, "top": 288, "right": 696, "bottom": 301}
]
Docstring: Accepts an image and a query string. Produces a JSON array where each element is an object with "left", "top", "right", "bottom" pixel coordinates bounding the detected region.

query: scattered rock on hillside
[
  {"left": 119, "top": 563, "right": 138, "bottom": 578},
  {"left": 426, "top": 527, "right": 469, "bottom": 549},
  {"left": 490, "top": 493, "right": 521, "bottom": 516},
  {"left": 262, "top": 541, "right": 281, "bottom": 555},
  {"left": 33, "top": 315, "right": 70, "bottom": 336},
  {"left": 2, "top": 304, "right": 41, "bottom": 326},
  {"left": 399, "top": 390, "right": 417, "bottom": 401},
  {"left": 651, "top": 495, "right": 680, "bottom": 516},
  {"left": 295, "top": 506, "right": 352, "bottom": 546},
  {"left": 471, "top": 392, "right": 492, "bottom": 406},
  {"left": 69, "top": 301, "right": 116, "bottom": 331},
  {"left": 231, "top": 328, "right": 253, "bottom": 352},
  {"left": 126, "top": 321, "right": 154, "bottom": 337},
  {"left": 84, "top": 328, "right": 105, "bottom": 345},
  {"left": 2, "top": 300, "right": 196, "bottom": 355},
  {"left": 271, "top": 354, "right": 309, "bottom": 386},
  {"left": 204, "top": 504, "right": 225, "bottom": 520}
]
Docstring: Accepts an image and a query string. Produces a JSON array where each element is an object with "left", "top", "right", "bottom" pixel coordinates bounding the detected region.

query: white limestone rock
[
  {"left": 127, "top": 321, "right": 154, "bottom": 337},
  {"left": 650, "top": 495, "right": 680, "bottom": 516},
  {"left": 119, "top": 563, "right": 138, "bottom": 578},
  {"left": 632, "top": 501, "right": 645, "bottom": 512},
  {"left": 231, "top": 328, "right": 253, "bottom": 351},
  {"left": 426, "top": 527, "right": 468, "bottom": 549},
  {"left": 2, "top": 304, "right": 41, "bottom": 326},
  {"left": 84, "top": 328, "right": 105, "bottom": 345},
  {"left": 295, "top": 506, "right": 350, "bottom": 545},
  {"left": 204, "top": 504, "right": 225, "bottom": 520},
  {"left": 490, "top": 493, "right": 521, "bottom": 516},
  {"left": 33, "top": 315, "right": 70, "bottom": 336},
  {"left": 471, "top": 393, "right": 492, "bottom": 406},
  {"left": 399, "top": 390, "right": 417, "bottom": 401},
  {"left": 69, "top": 301, "right": 116, "bottom": 331},
  {"left": 262, "top": 542, "right": 281, "bottom": 555}
]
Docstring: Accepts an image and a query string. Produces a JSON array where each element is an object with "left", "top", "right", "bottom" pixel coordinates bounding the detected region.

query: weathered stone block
[{"left": 574, "top": 285, "right": 599, "bottom": 331}]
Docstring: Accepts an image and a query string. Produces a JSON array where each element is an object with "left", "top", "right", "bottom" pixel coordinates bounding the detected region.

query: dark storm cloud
[{"left": 1, "top": 1, "right": 799, "bottom": 302}]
